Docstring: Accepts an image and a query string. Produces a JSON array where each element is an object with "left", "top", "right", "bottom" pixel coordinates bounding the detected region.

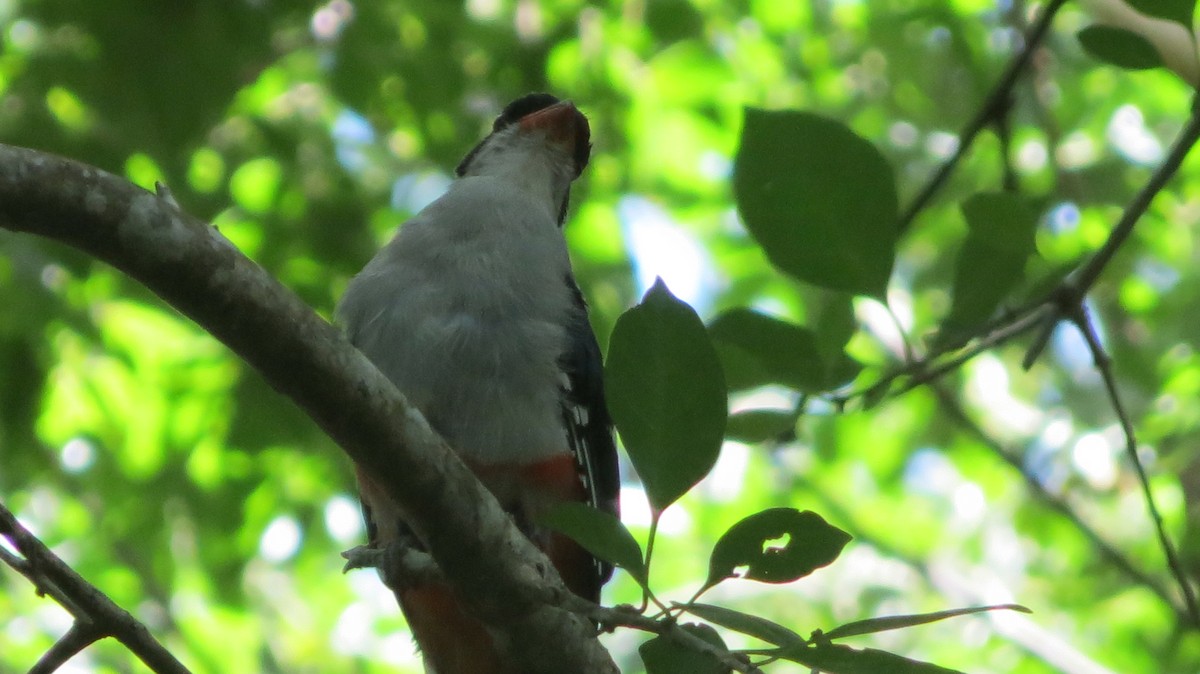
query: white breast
[{"left": 337, "top": 175, "right": 575, "bottom": 465}]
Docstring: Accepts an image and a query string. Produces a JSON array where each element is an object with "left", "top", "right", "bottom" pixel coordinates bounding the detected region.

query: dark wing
[{"left": 560, "top": 275, "right": 620, "bottom": 587}]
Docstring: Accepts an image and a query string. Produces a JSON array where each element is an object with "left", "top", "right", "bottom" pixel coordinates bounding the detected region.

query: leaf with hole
[
  {"left": 705, "top": 508, "right": 851, "bottom": 590},
  {"left": 605, "top": 279, "right": 727, "bottom": 512}
]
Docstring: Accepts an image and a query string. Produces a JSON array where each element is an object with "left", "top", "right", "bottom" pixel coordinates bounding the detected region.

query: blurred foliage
[{"left": 2, "top": 0, "right": 1200, "bottom": 672}]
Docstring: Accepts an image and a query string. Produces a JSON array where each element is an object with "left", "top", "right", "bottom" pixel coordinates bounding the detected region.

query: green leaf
[
  {"left": 823, "top": 604, "right": 1032, "bottom": 640},
  {"left": 734, "top": 108, "right": 898, "bottom": 297},
  {"left": 724, "top": 409, "right": 798, "bottom": 443},
  {"left": 1077, "top": 26, "right": 1165, "bottom": 71},
  {"left": 645, "top": 0, "right": 705, "bottom": 44},
  {"left": 1014, "top": 260, "right": 1077, "bottom": 306},
  {"left": 782, "top": 642, "right": 965, "bottom": 674},
  {"left": 639, "top": 623, "right": 729, "bottom": 674},
  {"left": 541, "top": 502, "right": 648, "bottom": 587},
  {"left": 683, "top": 602, "right": 806, "bottom": 647},
  {"left": 706, "top": 508, "right": 851, "bottom": 590},
  {"left": 935, "top": 192, "right": 1040, "bottom": 349},
  {"left": 605, "top": 279, "right": 728, "bottom": 512},
  {"left": 710, "top": 308, "right": 858, "bottom": 393},
  {"left": 812, "top": 291, "right": 858, "bottom": 364},
  {"left": 1127, "top": 0, "right": 1194, "bottom": 28},
  {"left": 710, "top": 309, "right": 823, "bottom": 391}
]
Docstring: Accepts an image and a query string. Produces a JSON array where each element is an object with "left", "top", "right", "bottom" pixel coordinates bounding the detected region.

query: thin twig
[
  {"left": 826, "top": 374, "right": 1184, "bottom": 625},
  {"left": 883, "top": 301, "right": 917, "bottom": 364},
  {"left": 1007, "top": 96, "right": 1200, "bottom": 627},
  {"left": 844, "top": 302, "right": 1053, "bottom": 407},
  {"left": 1075, "top": 96, "right": 1200, "bottom": 295},
  {"left": 28, "top": 622, "right": 103, "bottom": 674},
  {"left": 1070, "top": 306, "right": 1200, "bottom": 626},
  {"left": 1025, "top": 95, "right": 1200, "bottom": 367},
  {"left": 0, "top": 502, "right": 193, "bottom": 674},
  {"left": 0, "top": 540, "right": 33, "bottom": 575},
  {"left": 897, "top": 0, "right": 1070, "bottom": 232},
  {"left": 932, "top": 386, "right": 1186, "bottom": 619},
  {"left": 560, "top": 593, "right": 764, "bottom": 674},
  {"left": 0, "top": 541, "right": 91, "bottom": 618},
  {"left": 345, "top": 542, "right": 764, "bottom": 673}
]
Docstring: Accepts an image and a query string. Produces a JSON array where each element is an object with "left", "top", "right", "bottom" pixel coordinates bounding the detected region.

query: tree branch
[
  {"left": 0, "top": 144, "right": 616, "bottom": 674},
  {"left": 1074, "top": 95, "right": 1200, "bottom": 295},
  {"left": 897, "top": 0, "right": 1070, "bottom": 233},
  {"left": 29, "top": 622, "right": 103, "bottom": 674},
  {"left": 844, "top": 302, "right": 1054, "bottom": 406},
  {"left": 1069, "top": 306, "right": 1200, "bottom": 625},
  {"left": 0, "top": 501, "right": 191, "bottom": 674},
  {"left": 831, "top": 110, "right": 1200, "bottom": 629},
  {"left": 345, "top": 543, "right": 762, "bottom": 673},
  {"left": 930, "top": 386, "right": 1188, "bottom": 620},
  {"left": 1024, "top": 94, "right": 1200, "bottom": 367}
]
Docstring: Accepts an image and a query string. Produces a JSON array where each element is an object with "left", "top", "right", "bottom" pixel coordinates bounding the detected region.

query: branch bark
[
  {"left": 0, "top": 502, "right": 190, "bottom": 674},
  {"left": 0, "top": 144, "right": 617, "bottom": 674}
]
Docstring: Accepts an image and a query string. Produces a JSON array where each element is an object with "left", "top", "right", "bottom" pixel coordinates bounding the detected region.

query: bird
[{"left": 336, "top": 93, "right": 619, "bottom": 673}]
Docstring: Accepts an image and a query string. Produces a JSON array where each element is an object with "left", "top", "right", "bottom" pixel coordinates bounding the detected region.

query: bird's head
[{"left": 455, "top": 93, "right": 592, "bottom": 225}]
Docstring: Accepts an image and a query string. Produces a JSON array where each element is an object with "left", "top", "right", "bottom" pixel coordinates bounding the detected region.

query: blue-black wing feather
[{"left": 560, "top": 275, "right": 620, "bottom": 589}]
